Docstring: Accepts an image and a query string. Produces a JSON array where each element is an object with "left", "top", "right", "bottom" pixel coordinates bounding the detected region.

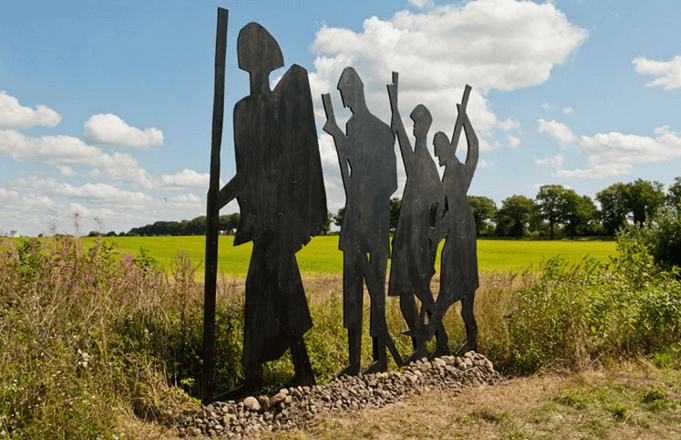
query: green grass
[{"left": 90, "top": 236, "right": 617, "bottom": 276}]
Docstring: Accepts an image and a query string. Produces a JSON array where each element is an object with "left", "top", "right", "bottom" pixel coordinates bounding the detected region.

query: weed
[{"left": 553, "top": 389, "right": 588, "bottom": 410}]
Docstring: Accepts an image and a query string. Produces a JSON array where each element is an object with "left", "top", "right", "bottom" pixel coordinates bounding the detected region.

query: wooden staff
[{"left": 202, "top": 6, "right": 228, "bottom": 405}]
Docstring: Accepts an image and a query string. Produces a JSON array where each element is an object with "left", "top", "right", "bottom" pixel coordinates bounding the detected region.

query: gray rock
[{"left": 243, "top": 396, "right": 260, "bottom": 412}]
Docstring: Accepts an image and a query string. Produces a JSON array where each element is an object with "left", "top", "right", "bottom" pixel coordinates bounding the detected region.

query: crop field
[{"left": 91, "top": 235, "right": 617, "bottom": 276}]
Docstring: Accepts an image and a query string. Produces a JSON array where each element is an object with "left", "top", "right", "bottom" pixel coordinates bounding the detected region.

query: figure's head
[
  {"left": 237, "top": 23, "right": 284, "bottom": 74},
  {"left": 337, "top": 67, "right": 364, "bottom": 112},
  {"left": 433, "top": 131, "right": 455, "bottom": 167},
  {"left": 410, "top": 104, "right": 432, "bottom": 140}
]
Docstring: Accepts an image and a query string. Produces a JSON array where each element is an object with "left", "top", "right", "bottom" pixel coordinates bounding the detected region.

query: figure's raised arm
[
  {"left": 458, "top": 102, "right": 479, "bottom": 187},
  {"left": 387, "top": 72, "right": 414, "bottom": 173},
  {"left": 322, "top": 93, "right": 344, "bottom": 140},
  {"left": 322, "top": 93, "right": 352, "bottom": 187}
]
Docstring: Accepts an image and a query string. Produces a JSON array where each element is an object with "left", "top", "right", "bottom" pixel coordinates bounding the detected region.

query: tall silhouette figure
[
  {"left": 322, "top": 67, "right": 402, "bottom": 375},
  {"left": 430, "top": 85, "right": 479, "bottom": 354},
  {"left": 386, "top": 72, "right": 446, "bottom": 362},
  {"left": 214, "top": 22, "right": 327, "bottom": 401}
]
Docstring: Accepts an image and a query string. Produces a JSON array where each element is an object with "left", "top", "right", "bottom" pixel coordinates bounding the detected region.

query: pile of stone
[{"left": 176, "top": 351, "right": 502, "bottom": 438}]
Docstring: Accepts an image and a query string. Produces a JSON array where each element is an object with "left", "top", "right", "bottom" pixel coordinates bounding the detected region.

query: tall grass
[
  {"left": 1, "top": 232, "right": 678, "bottom": 438},
  {"left": 0, "top": 236, "right": 204, "bottom": 438},
  {"left": 481, "top": 235, "right": 681, "bottom": 374}
]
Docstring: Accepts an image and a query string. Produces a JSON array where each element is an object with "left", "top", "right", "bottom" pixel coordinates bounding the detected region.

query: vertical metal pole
[{"left": 203, "top": 6, "right": 228, "bottom": 405}]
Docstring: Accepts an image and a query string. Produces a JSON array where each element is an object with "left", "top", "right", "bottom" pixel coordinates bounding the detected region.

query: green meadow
[{"left": 91, "top": 235, "right": 617, "bottom": 276}]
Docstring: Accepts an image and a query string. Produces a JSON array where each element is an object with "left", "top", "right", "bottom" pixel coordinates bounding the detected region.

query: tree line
[
  {"left": 464, "top": 177, "right": 681, "bottom": 238},
  {"left": 112, "top": 177, "right": 680, "bottom": 239},
  {"left": 110, "top": 212, "right": 335, "bottom": 237}
]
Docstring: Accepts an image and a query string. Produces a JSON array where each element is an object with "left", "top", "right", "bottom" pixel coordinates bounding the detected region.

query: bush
[
  {"left": 622, "top": 205, "right": 681, "bottom": 271},
  {"left": 486, "top": 235, "right": 681, "bottom": 374},
  {"left": 0, "top": 237, "right": 207, "bottom": 439}
]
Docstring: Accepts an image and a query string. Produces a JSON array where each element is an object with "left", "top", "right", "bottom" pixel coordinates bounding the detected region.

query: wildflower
[{"left": 76, "top": 349, "right": 91, "bottom": 368}]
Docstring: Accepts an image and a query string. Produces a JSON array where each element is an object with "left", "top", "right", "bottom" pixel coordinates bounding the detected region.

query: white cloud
[
  {"left": 507, "top": 135, "right": 520, "bottom": 148},
  {"left": 497, "top": 118, "right": 520, "bottom": 131},
  {"left": 168, "top": 193, "right": 202, "bottom": 205},
  {"left": 541, "top": 102, "right": 551, "bottom": 110},
  {"left": 633, "top": 55, "right": 681, "bottom": 90},
  {"left": 0, "top": 129, "right": 157, "bottom": 187},
  {"left": 554, "top": 163, "right": 634, "bottom": 180},
  {"left": 160, "top": 169, "right": 210, "bottom": 188},
  {"left": 11, "top": 176, "right": 156, "bottom": 206},
  {"left": 57, "top": 165, "right": 77, "bottom": 177},
  {"left": 0, "top": 91, "right": 62, "bottom": 129},
  {"left": 556, "top": 126, "right": 681, "bottom": 179},
  {"left": 84, "top": 113, "right": 164, "bottom": 149},
  {"left": 562, "top": 107, "right": 573, "bottom": 115},
  {"left": 408, "top": 0, "right": 435, "bottom": 10},
  {"left": 312, "top": 0, "right": 587, "bottom": 92},
  {"left": 0, "top": 188, "right": 55, "bottom": 235},
  {"left": 538, "top": 118, "right": 577, "bottom": 146},
  {"left": 309, "top": 0, "right": 587, "bottom": 164},
  {"left": 535, "top": 154, "right": 564, "bottom": 168},
  {"left": 478, "top": 159, "right": 491, "bottom": 168}
]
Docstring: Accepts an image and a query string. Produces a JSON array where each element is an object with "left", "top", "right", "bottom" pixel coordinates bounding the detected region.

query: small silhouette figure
[
  {"left": 386, "top": 72, "right": 446, "bottom": 362},
  {"left": 430, "top": 85, "right": 479, "bottom": 354},
  {"left": 322, "top": 67, "right": 402, "bottom": 375},
  {"left": 215, "top": 23, "right": 327, "bottom": 401}
]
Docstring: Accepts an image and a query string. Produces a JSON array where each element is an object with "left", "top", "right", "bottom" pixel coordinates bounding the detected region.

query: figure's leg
[
  {"left": 400, "top": 292, "right": 428, "bottom": 364},
  {"left": 338, "top": 252, "right": 362, "bottom": 377},
  {"left": 214, "top": 241, "right": 268, "bottom": 401},
  {"left": 213, "top": 336, "right": 264, "bottom": 401},
  {"left": 457, "top": 292, "right": 478, "bottom": 353},
  {"left": 277, "top": 336, "right": 316, "bottom": 390},
  {"left": 365, "top": 253, "right": 404, "bottom": 373},
  {"left": 429, "top": 305, "right": 450, "bottom": 360}
]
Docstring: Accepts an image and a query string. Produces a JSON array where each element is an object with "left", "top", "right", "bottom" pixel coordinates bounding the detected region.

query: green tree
[
  {"left": 333, "top": 207, "right": 345, "bottom": 228},
  {"left": 389, "top": 197, "right": 401, "bottom": 235},
  {"left": 495, "top": 195, "right": 538, "bottom": 238},
  {"left": 625, "top": 178, "right": 664, "bottom": 225},
  {"left": 318, "top": 211, "right": 334, "bottom": 236},
  {"left": 596, "top": 183, "right": 629, "bottom": 235},
  {"left": 564, "top": 195, "right": 599, "bottom": 237},
  {"left": 536, "top": 184, "right": 569, "bottom": 240},
  {"left": 536, "top": 185, "right": 599, "bottom": 238},
  {"left": 468, "top": 195, "right": 497, "bottom": 236},
  {"left": 667, "top": 176, "right": 681, "bottom": 208}
]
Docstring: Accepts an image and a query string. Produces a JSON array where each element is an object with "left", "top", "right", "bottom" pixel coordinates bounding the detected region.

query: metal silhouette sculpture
[
  {"left": 322, "top": 67, "right": 403, "bottom": 375},
  {"left": 430, "top": 84, "right": 479, "bottom": 354},
  {"left": 203, "top": 17, "right": 327, "bottom": 403},
  {"left": 386, "top": 73, "right": 448, "bottom": 362}
]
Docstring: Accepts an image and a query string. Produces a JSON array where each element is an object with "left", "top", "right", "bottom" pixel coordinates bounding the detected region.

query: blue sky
[{"left": 2, "top": 0, "right": 680, "bottom": 236}]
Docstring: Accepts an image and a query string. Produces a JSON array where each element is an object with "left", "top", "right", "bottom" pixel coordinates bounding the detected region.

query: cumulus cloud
[
  {"left": 57, "top": 165, "right": 77, "bottom": 177},
  {"left": 0, "top": 129, "right": 157, "bottom": 187},
  {"left": 633, "top": 55, "right": 681, "bottom": 90},
  {"left": 535, "top": 154, "right": 564, "bottom": 168},
  {"left": 562, "top": 107, "right": 573, "bottom": 115},
  {"left": 408, "top": 0, "right": 435, "bottom": 10},
  {"left": 507, "top": 135, "right": 520, "bottom": 148},
  {"left": 84, "top": 113, "right": 164, "bottom": 149},
  {"left": 0, "top": 91, "right": 62, "bottom": 129},
  {"left": 0, "top": 188, "right": 55, "bottom": 235},
  {"left": 555, "top": 126, "right": 681, "bottom": 179},
  {"left": 497, "top": 118, "right": 520, "bottom": 131},
  {"left": 160, "top": 169, "right": 210, "bottom": 188},
  {"left": 10, "top": 176, "right": 156, "bottom": 206},
  {"left": 538, "top": 118, "right": 577, "bottom": 146},
  {"left": 309, "top": 0, "right": 587, "bottom": 157}
]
